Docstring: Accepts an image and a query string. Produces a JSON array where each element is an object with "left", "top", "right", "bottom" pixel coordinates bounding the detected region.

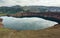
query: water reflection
[{"left": 0, "top": 16, "right": 58, "bottom": 30}]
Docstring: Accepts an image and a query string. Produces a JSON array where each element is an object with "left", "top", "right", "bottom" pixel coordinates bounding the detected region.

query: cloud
[{"left": 0, "top": 0, "right": 60, "bottom": 6}]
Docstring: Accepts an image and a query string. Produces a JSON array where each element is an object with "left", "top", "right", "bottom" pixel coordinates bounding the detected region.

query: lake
[{"left": 0, "top": 16, "right": 58, "bottom": 30}]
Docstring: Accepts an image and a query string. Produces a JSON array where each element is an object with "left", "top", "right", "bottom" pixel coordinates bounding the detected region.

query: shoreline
[
  {"left": 0, "top": 18, "right": 60, "bottom": 38},
  {"left": 0, "top": 24, "right": 60, "bottom": 38}
]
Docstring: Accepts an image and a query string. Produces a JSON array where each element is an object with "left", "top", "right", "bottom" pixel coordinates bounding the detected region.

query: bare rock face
[
  {"left": 0, "top": 18, "right": 3, "bottom": 28},
  {"left": 0, "top": 18, "right": 3, "bottom": 22}
]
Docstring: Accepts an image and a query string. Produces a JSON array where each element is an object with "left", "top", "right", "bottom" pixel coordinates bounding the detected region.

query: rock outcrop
[{"left": 0, "top": 18, "right": 3, "bottom": 28}]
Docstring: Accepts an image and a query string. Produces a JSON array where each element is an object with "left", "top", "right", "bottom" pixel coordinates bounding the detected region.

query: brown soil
[{"left": 0, "top": 24, "right": 60, "bottom": 38}]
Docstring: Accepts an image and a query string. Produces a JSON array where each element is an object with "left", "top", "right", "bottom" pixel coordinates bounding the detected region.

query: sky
[{"left": 0, "top": 0, "right": 60, "bottom": 6}]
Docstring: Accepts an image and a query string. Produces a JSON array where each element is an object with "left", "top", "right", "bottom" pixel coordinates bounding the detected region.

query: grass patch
[
  {"left": 0, "top": 13, "right": 7, "bottom": 16},
  {"left": 0, "top": 28, "right": 9, "bottom": 31}
]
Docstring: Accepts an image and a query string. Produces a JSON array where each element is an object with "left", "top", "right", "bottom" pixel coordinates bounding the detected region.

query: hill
[
  {"left": 0, "top": 5, "right": 23, "bottom": 14},
  {"left": 0, "top": 5, "right": 60, "bottom": 14},
  {"left": 23, "top": 6, "right": 60, "bottom": 12}
]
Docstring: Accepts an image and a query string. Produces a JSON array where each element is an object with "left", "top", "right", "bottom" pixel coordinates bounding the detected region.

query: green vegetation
[
  {"left": 0, "top": 13, "right": 7, "bottom": 16},
  {"left": 0, "top": 5, "right": 24, "bottom": 14},
  {"left": 0, "top": 28, "right": 9, "bottom": 31},
  {"left": 0, "top": 5, "right": 60, "bottom": 15}
]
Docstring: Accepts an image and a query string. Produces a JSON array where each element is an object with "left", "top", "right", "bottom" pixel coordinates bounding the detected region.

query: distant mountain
[
  {"left": 0, "top": 5, "right": 60, "bottom": 14},
  {"left": 0, "top": 5, "right": 23, "bottom": 14},
  {"left": 23, "top": 6, "right": 60, "bottom": 12}
]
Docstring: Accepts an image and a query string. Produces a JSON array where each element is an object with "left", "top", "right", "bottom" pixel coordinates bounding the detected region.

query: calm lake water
[{"left": 0, "top": 16, "right": 58, "bottom": 30}]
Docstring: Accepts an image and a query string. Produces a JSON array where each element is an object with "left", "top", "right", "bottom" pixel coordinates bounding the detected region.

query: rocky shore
[{"left": 0, "top": 18, "right": 3, "bottom": 28}]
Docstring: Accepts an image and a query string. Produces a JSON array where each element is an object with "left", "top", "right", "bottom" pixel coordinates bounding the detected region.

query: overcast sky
[{"left": 0, "top": 0, "right": 60, "bottom": 6}]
